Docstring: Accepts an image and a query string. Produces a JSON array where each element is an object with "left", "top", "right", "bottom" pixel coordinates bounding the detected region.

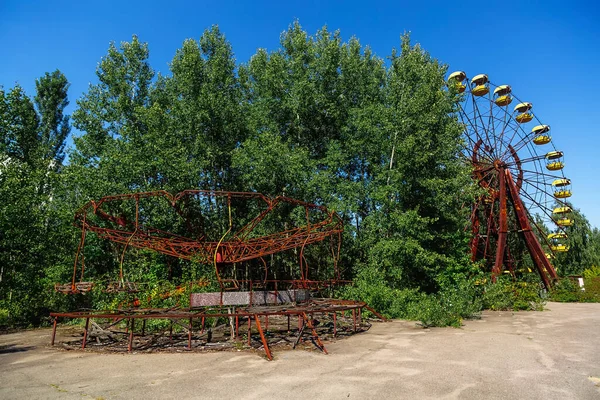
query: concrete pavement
[{"left": 1, "top": 302, "right": 599, "bottom": 399}]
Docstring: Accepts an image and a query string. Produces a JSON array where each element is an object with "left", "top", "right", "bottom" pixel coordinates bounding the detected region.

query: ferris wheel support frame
[
  {"left": 471, "top": 164, "right": 559, "bottom": 289},
  {"left": 505, "top": 169, "right": 558, "bottom": 289}
]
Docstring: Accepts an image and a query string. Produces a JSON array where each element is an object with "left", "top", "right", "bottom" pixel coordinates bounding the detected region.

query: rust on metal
[
  {"left": 50, "top": 190, "right": 386, "bottom": 360},
  {"left": 56, "top": 190, "right": 345, "bottom": 294},
  {"left": 469, "top": 142, "right": 559, "bottom": 289},
  {"left": 50, "top": 298, "right": 384, "bottom": 360}
]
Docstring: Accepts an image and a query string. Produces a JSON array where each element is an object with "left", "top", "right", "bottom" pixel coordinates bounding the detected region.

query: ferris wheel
[{"left": 447, "top": 71, "right": 573, "bottom": 289}]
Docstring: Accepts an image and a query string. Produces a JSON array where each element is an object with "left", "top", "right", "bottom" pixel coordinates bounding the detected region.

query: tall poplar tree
[{"left": 0, "top": 71, "right": 72, "bottom": 325}]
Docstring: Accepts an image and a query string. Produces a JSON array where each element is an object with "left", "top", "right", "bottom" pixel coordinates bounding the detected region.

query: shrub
[
  {"left": 548, "top": 277, "right": 600, "bottom": 303},
  {"left": 483, "top": 277, "right": 545, "bottom": 311},
  {"left": 0, "top": 309, "right": 9, "bottom": 328},
  {"left": 583, "top": 266, "right": 600, "bottom": 279},
  {"left": 345, "top": 269, "right": 482, "bottom": 327},
  {"left": 419, "top": 278, "right": 482, "bottom": 327},
  {"left": 413, "top": 291, "right": 480, "bottom": 328},
  {"left": 583, "top": 277, "right": 600, "bottom": 302},
  {"left": 550, "top": 278, "right": 582, "bottom": 302}
]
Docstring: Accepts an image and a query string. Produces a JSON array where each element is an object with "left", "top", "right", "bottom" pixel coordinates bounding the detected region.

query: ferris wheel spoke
[
  {"left": 498, "top": 89, "right": 533, "bottom": 158},
  {"left": 505, "top": 154, "right": 546, "bottom": 166},
  {"left": 518, "top": 189, "right": 565, "bottom": 233},
  {"left": 471, "top": 95, "right": 496, "bottom": 157},
  {"left": 502, "top": 128, "right": 539, "bottom": 160},
  {"left": 524, "top": 205, "right": 560, "bottom": 249},
  {"left": 519, "top": 193, "right": 549, "bottom": 219},
  {"left": 498, "top": 121, "right": 530, "bottom": 161},
  {"left": 517, "top": 181, "right": 554, "bottom": 219},
  {"left": 481, "top": 166, "right": 498, "bottom": 186},
  {"left": 487, "top": 92, "right": 502, "bottom": 156},
  {"left": 520, "top": 177, "right": 550, "bottom": 202},
  {"left": 458, "top": 103, "right": 486, "bottom": 150},
  {"left": 457, "top": 106, "right": 480, "bottom": 150},
  {"left": 494, "top": 104, "right": 512, "bottom": 160},
  {"left": 518, "top": 168, "right": 565, "bottom": 180},
  {"left": 523, "top": 137, "right": 562, "bottom": 183},
  {"left": 487, "top": 100, "right": 511, "bottom": 159},
  {"left": 463, "top": 96, "right": 492, "bottom": 154},
  {"left": 518, "top": 177, "right": 564, "bottom": 210}
]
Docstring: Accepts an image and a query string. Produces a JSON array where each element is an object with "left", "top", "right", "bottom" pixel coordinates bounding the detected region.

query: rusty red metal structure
[
  {"left": 51, "top": 190, "right": 382, "bottom": 359},
  {"left": 50, "top": 299, "right": 386, "bottom": 360},
  {"left": 470, "top": 156, "right": 559, "bottom": 289},
  {"left": 56, "top": 190, "right": 344, "bottom": 294},
  {"left": 451, "top": 71, "right": 572, "bottom": 289}
]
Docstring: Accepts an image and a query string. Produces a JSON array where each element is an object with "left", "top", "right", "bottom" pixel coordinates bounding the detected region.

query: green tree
[
  {"left": 71, "top": 35, "right": 154, "bottom": 196},
  {"left": 236, "top": 23, "right": 391, "bottom": 280},
  {"left": 357, "top": 34, "right": 476, "bottom": 294},
  {"left": 34, "top": 71, "right": 71, "bottom": 168},
  {"left": 0, "top": 71, "right": 72, "bottom": 325},
  {"left": 160, "top": 25, "right": 247, "bottom": 191},
  {"left": 1, "top": 23, "right": 489, "bottom": 326},
  {"left": 552, "top": 203, "right": 600, "bottom": 276},
  {"left": 236, "top": 24, "right": 476, "bottom": 294},
  {"left": 67, "top": 28, "right": 248, "bottom": 288},
  {"left": 1, "top": 71, "right": 70, "bottom": 170},
  {"left": 590, "top": 227, "right": 600, "bottom": 267}
]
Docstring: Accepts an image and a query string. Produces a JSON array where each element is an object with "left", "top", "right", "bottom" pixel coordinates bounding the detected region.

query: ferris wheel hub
[{"left": 493, "top": 159, "right": 506, "bottom": 170}]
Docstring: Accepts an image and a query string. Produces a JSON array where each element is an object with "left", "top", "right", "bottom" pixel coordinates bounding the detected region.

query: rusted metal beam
[
  {"left": 254, "top": 314, "right": 272, "bottom": 361},
  {"left": 188, "top": 318, "right": 193, "bottom": 350},
  {"left": 493, "top": 166, "right": 508, "bottom": 280},
  {"left": 505, "top": 170, "right": 558, "bottom": 289},
  {"left": 302, "top": 312, "right": 327, "bottom": 355},
  {"left": 128, "top": 318, "right": 134, "bottom": 352},
  {"left": 51, "top": 317, "right": 57, "bottom": 346},
  {"left": 82, "top": 318, "right": 90, "bottom": 350}
]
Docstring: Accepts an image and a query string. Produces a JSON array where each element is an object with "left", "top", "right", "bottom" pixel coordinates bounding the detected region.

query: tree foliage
[
  {"left": 551, "top": 203, "right": 600, "bottom": 276},
  {"left": 3, "top": 23, "right": 596, "bottom": 327},
  {"left": 0, "top": 71, "right": 73, "bottom": 325}
]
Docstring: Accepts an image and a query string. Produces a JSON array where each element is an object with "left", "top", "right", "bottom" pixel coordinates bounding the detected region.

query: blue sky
[{"left": 1, "top": 0, "right": 599, "bottom": 227}]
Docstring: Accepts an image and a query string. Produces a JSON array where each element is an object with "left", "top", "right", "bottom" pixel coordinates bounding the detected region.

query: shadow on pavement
[{"left": 0, "top": 344, "right": 36, "bottom": 354}]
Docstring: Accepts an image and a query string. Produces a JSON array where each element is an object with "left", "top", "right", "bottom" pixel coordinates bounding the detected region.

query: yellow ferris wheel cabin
[
  {"left": 470, "top": 74, "right": 489, "bottom": 96},
  {"left": 532, "top": 124, "right": 551, "bottom": 145},
  {"left": 514, "top": 102, "right": 534, "bottom": 123},
  {"left": 552, "top": 178, "right": 572, "bottom": 199},
  {"left": 553, "top": 206, "right": 572, "bottom": 214},
  {"left": 493, "top": 85, "right": 512, "bottom": 106},
  {"left": 545, "top": 151, "right": 564, "bottom": 171},
  {"left": 448, "top": 71, "right": 467, "bottom": 93}
]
